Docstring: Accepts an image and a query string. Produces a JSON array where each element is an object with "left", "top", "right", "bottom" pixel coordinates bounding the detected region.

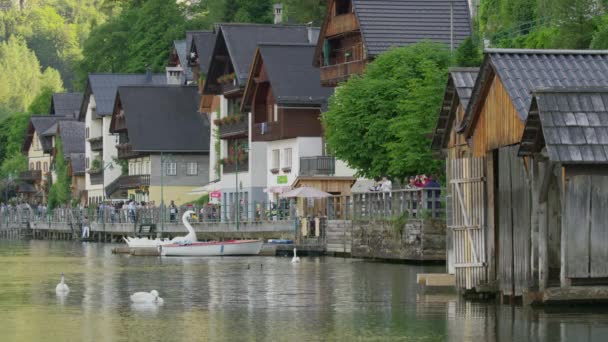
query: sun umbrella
[{"left": 279, "top": 187, "right": 331, "bottom": 199}]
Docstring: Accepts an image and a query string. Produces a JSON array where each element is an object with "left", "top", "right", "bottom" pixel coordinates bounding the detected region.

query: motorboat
[
  {"left": 124, "top": 210, "right": 198, "bottom": 248},
  {"left": 160, "top": 239, "right": 264, "bottom": 257}
]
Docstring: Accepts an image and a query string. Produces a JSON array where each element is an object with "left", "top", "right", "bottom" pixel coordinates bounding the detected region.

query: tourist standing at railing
[
  {"left": 128, "top": 200, "right": 136, "bottom": 223},
  {"left": 423, "top": 176, "right": 442, "bottom": 217},
  {"left": 169, "top": 201, "right": 177, "bottom": 223}
]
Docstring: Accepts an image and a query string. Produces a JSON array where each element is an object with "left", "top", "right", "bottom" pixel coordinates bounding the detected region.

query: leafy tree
[
  {"left": 0, "top": 113, "right": 31, "bottom": 178},
  {"left": 454, "top": 37, "right": 483, "bottom": 67},
  {"left": 552, "top": 0, "right": 601, "bottom": 49},
  {"left": 47, "top": 136, "right": 71, "bottom": 209},
  {"left": 590, "top": 14, "right": 608, "bottom": 49},
  {"left": 322, "top": 43, "right": 451, "bottom": 180},
  {"left": 283, "top": 0, "right": 326, "bottom": 24},
  {"left": 0, "top": 36, "right": 63, "bottom": 118},
  {"left": 28, "top": 87, "right": 55, "bottom": 115}
]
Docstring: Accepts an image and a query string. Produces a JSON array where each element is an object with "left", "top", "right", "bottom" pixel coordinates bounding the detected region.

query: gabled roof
[
  {"left": 352, "top": 0, "right": 472, "bottom": 56},
  {"left": 519, "top": 88, "right": 608, "bottom": 164},
  {"left": 204, "top": 24, "right": 318, "bottom": 94},
  {"left": 111, "top": 85, "right": 209, "bottom": 153},
  {"left": 79, "top": 73, "right": 166, "bottom": 120},
  {"left": 50, "top": 92, "right": 83, "bottom": 117},
  {"left": 314, "top": 0, "right": 472, "bottom": 66},
  {"left": 464, "top": 49, "right": 608, "bottom": 136},
  {"left": 189, "top": 30, "right": 215, "bottom": 74},
  {"left": 431, "top": 67, "right": 478, "bottom": 152},
  {"left": 22, "top": 115, "right": 71, "bottom": 153},
  {"left": 69, "top": 153, "right": 86, "bottom": 176},
  {"left": 242, "top": 43, "right": 334, "bottom": 110},
  {"left": 171, "top": 39, "right": 192, "bottom": 81},
  {"left": 57, "top": 121, "right": 85, "bottom": 156}
]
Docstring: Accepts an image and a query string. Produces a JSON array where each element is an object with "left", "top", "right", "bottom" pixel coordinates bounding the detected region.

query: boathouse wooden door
[
  {"left": 449, "top": 157, "right": 487, "bottom": 290},
  {"left": 497, "top": 146, "right": 532, "bottom": 296}
]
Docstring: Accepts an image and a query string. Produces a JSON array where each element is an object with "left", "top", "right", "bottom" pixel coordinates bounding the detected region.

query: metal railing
[
  {"left": 300, "top": 156, "right": 335, "bottom": 176},
  {"left": 20, "top": 170, "right": 42, "bottom": 182}
]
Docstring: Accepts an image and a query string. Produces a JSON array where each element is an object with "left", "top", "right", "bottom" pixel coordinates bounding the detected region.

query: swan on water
[
  {"left": 169, "top": 210, "right": 198, "bottom": 245},
  {"left": 130, "top": 290, "right": 164, "bottom": 304},
  {"left": 55, "top": 272, "right": 69, "bottom": 294},
  {"left": 291, "top": 248, "right": 300, "bottom": 263}
]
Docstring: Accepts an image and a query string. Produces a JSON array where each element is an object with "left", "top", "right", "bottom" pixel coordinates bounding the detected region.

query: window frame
[
  {"left": 166, "top": 162, "right": 177, "bottom": 176},
  {"left": 186, "top": 161, "right": 198, "bottom": 176}
]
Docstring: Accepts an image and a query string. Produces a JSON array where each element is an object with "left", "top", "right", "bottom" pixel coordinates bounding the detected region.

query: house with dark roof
[
  {"left": 167, "top": 39, "right": 189, "bottom": 85},
  {"left": 187, "top": 30, "right": 216, "bottom": 85},
  {"left": 435, "top": 49, "right": 608, "bottom": 304},
  {"left": 240, "top": 43, "right": 355, "bottom": 206},
  {"left": 313, "top": 0, "right": 472, "bottom": 86},
  {"left": 201, "top": 23, "right": 319, "bottom": 215},
  {"left": 50, "top": 92, "right": 83, "bottom": 118},
  {"left": 20, "top": 116, "right": 85, "bottom": 204},
  {"left": 80, "top": 73, "right": 166, "bottom": 205},
  {"left": 109, "top": 85, "right": 209, "bottom": 205}
]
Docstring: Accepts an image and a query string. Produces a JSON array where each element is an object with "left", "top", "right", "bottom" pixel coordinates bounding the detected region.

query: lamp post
[
  {"left": 160, "top": 152, "right": 173, "bottom": 237},
  {"left": 235, "top": 141, "right": 248, "bottom": 231}
]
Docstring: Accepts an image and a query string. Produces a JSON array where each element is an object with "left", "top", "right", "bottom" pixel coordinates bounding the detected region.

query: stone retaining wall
[{"left": 351, "top": 219, "right": 446, "bottom": 262}]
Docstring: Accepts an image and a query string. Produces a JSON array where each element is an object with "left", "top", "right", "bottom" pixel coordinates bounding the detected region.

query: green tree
[
  {"left": 0, "top": 36, "right": 63, "bottom": 118},
  {"left": 47, "top": 136, "right": 71, "bottom": 209},
  {"left": 283, "top": 0, "right": 326, "bottom": 24},
  {"left": 27, "top": 87, "right": 55, "bottom": 115},
  {"left": 322, "top": 43, "right": 451, "bottom": 180},
  {"left": 454, "top": 36, "right": 483, "bottom": 67},
  {"left": 0, "top": 113, "right": 31, "bottom": 178}
]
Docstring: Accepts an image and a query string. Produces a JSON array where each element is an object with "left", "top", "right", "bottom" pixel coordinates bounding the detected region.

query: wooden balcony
[
  {"left": 116, "top": 143, "right": 142, "bottom": 159},
  {"left": 222, "top": 157, "right": 249, "bottom": 174},
  {"left": 20, "top": 170, "right": 42, "bottom": 182},
  {"left": 299, "top": 156, "right": 335, "bottom": 176},
  {"left": 105, "top": 175, "right": 150, "bottom": 197},
  {"left": 326, "top": 13, "right": 358, "bottom": 37},
  {"left": 218, "top": 120, "right": 248, "bottom": 139},
  {"left": 320, "top": 59, "right": 366, "bottom": 87},
  {"left": 89, "top": 136, "right": 103, "bottom": 152},
  {"left": 89, "top": 170, "right": 103, "bottom": 185},
  {"left": 251, "top": 121, "right": 281, "bottom": 142}
]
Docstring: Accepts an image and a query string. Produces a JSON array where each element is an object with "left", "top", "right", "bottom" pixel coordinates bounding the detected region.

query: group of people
[
  {"left": 406, "top": 174, "right": 441, "bottom": 189},
  {"left": 369, "top": 177, "right": 393, "bottom": 192}
]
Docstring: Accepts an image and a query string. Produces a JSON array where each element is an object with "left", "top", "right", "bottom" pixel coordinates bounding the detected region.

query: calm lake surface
[{"left": 1, "top": 241, "right": 608, "bottom": 341}]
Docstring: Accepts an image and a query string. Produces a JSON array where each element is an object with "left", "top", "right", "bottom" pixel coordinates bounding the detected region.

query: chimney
[
  {"left": 306, "top": 22, "right": 318, "bottom": 44},
  {"left": 273, "top": 3, "right": 283, "bottom": 25},
  {"left": 145, "top": 67, "right": 152, "bottom": 82}
]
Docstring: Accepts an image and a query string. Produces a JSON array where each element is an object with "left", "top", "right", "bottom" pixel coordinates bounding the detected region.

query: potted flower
[{"left": 213, "top": 118, "right": 222, "bottom": 126}]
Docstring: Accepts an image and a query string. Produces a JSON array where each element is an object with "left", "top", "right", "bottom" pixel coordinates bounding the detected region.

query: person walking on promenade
[
  {"left": 81, "top": 216, "right": 90, "bottom": 239},
  {"left": 169, "top": 201, "right": 177, "bottom": 223}
]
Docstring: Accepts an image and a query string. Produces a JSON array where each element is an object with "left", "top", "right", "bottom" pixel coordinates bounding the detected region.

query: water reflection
[{"left": 1, "top": 240, "right": 608, "bottom": 341}]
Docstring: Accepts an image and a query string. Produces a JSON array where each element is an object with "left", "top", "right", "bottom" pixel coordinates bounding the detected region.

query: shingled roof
[
  {"left": 58, "top": 121, "right": 85, "bottom": 156},
  {"left": 111, "top": 85, "right": 209, "bottom": 153},
  {"left": 50, "top": 92, "right": 83, "bottom": 117},
  {"left": 69, "top": 153, "right": 86, "bottom": 176},
  {"left": 431, "top": 67, "right": 478, "bottom": 152},
  {"left": 205, "top": 24, "right": 318, "bottom": 93},
  {"left": 243, "top": 44, "right": 333, "bottom": 110},
  {"left": 352, "top": 0, "right": 472, "bottom": 57},
  {"left": 22, "top": 116, "right": 71, "bottom": 153},
  {"left": 519, "top": 88, "right": 608, "bottom": 164},
  {"left": 464, "top": 49, "right": 608, "bottom": 135},
  {"left": 79, "top": 73, "right": 166, "bottom": 120},
  {"left": 189, "top": 31, "right": 216, "bottom": 74}
]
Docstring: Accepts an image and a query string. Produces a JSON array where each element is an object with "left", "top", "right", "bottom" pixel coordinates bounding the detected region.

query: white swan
[
  {"left": 130, "top": 290, "right": 163, "bottom": 304},
  {"left": 291, "top": 248, "right": 300, "bottom": 263},
  {"left": 55, "top": 272, "right": 69, "bottom": 294},
  {"left": 169, "top": 210, "right": 197, "bottom": 245}
]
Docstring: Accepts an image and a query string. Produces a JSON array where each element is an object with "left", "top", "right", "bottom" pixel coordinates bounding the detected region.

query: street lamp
[
  {"left": 160, "top": 152, "right": 173, "bottom": 237},
  {"left": 235, "top": 141, "right": 248, "bottom": 231}
]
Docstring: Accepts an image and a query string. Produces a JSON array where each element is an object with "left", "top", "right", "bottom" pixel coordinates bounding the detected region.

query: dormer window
[{"left": 335, "top": 0, "right": 351, "bottom": 15}]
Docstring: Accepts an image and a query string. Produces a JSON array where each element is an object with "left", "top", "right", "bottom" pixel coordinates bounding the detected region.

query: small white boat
[{"left": 160, "top": 239, "right": 263, "bottom": 257}]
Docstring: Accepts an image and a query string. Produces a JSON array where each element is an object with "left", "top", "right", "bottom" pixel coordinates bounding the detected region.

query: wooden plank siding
[
  {"left": 447, "top": 105, "right": 471, "bottom": 160},
  {"left": 470, "top": 75, "right": 525, "bottom": 157},
  {"left": 325, "top": 12, "right": 359, "bottom": 37}
]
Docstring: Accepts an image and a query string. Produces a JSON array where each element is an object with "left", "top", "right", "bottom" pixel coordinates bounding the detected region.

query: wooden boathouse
[{"left": 433, "top": 49, "right": 608, "bottom": 303}]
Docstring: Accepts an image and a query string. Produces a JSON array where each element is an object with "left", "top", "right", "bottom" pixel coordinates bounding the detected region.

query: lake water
[{"left": 1, "top": 240, "right": 608, "bottom": 341}]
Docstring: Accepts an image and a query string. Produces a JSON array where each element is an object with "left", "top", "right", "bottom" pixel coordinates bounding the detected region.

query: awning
[
  {"left": 16, "top": 183, "right": 37, "bottom": 193},
  {"left": 187, "top": 180, "right": 220, "bottom": 195},
  {"left": 265, "top": 186, "right": 291, "bottom": 194}
]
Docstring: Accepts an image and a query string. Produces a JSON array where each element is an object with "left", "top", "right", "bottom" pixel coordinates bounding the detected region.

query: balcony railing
[
  {"left": 326, "top": 13, "right": 358, "bottom": 37},
  {"left": 218, "top": 120, "right": 248, "bottom": 139},
  {"left": 320, "top": 59, "right": 366, "bottom": 87},
  {"left": 106, "top": 175, "right": 150, "bottom": 197},
  {"left": 299, "top": 156, "right": 335, "bottom": 176},
  {"left": 117, "top": 143, "right": 142, "bottom": 159},
  {"left": 222, "top": 157, "right": 249, "bottom": 174},
  {"left": 20, "top": 170, "right": 42, "bottom": 182},
  {"left": 251, "top": 121, "right": 281, "bottom": 142},
  {"left": 89, "top": 137, "right": 103, "bottom": 151},
  {"left": 89, "top": 171, "right": 103, "bottom": 185}
]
